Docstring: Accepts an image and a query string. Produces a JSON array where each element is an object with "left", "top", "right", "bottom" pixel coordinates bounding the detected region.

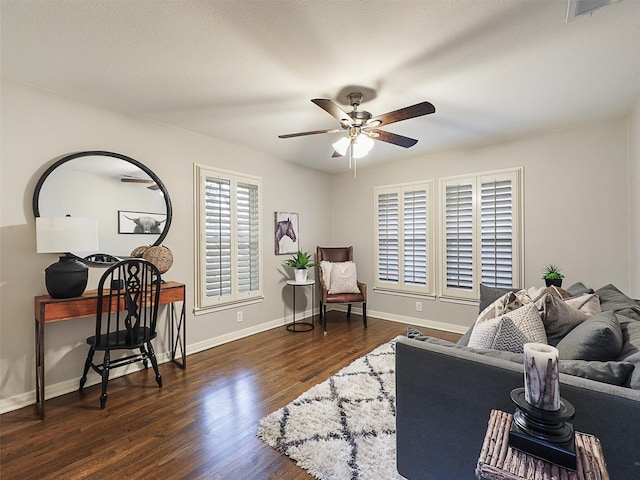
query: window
[
  {"left": 195, "top": 165, "right": 263, "bottom": 310},
  {"left": 375, "top": 181, "right": 434, "bottom": 295},
  {"left": 440, "top": 168, "right": 522, "bottom": 300}
]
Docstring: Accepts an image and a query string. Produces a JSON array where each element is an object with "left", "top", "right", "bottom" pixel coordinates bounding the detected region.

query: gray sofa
[{"left": 395, "top": 284, "right": 640, "bottom": 479}]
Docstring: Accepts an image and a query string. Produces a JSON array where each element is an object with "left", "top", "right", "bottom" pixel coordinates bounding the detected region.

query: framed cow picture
[{"left": 118, "top": 210, "right": 167, "bottom": 234}]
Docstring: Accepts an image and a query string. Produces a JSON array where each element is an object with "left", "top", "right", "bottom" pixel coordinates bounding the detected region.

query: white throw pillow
[
  {"left": 328, "top": 261, "right": 360, "bottom": 294},
  {"left": 320, "top": 260, "right": 333, "bottom": 286}
]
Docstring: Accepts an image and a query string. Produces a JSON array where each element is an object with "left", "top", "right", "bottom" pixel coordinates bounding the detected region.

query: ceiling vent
[{"left": 566, "top": 0, "right": 621, "bottom": 21}]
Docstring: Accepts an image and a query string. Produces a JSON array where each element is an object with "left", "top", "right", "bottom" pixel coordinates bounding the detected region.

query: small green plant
[
  {"left": 542, "top": 264, "right": 565, "bottom": 280},
  {"left": 284, "top": 250, "right": 317, "bottom": 269}
]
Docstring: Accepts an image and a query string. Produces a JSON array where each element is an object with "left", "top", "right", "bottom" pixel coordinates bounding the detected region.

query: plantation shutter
[
  {"left": 204, "top": 177, "right": 232, "bottom": 299},
  {"left": 445, "top": 183, "right": 474, "bottom": 291},
  {"left": 196, "top": 165, "right": 263, "bottom": 310},
  {"left": 440, "top": 169, "right": 522, "bottom": 299},
  {"left": 236, "top": 182, "right": 260, "bottom": 294},
  {"left": 377, "top": 192, "right": 399, "bottom": 282},
  {"left": 375, "top": 181, "right": 433, "bottom": 294},
  {"left": 481, "top": 178, "right": 514, "bottom": 288},
  {"left": 403, "top": 189, "right": 427, "bottom": 286}
]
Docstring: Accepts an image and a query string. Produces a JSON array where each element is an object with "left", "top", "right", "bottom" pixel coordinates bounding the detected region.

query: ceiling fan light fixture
[
  {"left": 332, "top": 136, "right": 351, "bottom": 156},
  {"left": 353, "top": 134, "right": 374, "bottom": 158}
]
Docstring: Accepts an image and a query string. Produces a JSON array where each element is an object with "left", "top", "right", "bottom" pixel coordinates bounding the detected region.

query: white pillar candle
[{"left": 523, "top": 343, "right": 560, "bottom": 411}]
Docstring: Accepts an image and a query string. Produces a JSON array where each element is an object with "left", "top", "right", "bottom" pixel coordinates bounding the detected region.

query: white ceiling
[{"left": 2, "top": 0, "right": 640, "bottom": 174}]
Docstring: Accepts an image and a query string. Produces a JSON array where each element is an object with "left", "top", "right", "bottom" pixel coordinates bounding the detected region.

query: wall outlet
[
  {"left": 236, "top": 311, "right": 243, "bottom": 322},
  {"left": 415, "top": 301, "right": 422, "bottom": 312}
]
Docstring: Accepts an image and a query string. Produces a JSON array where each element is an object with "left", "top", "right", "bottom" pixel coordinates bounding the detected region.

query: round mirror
[{"left": 33, "top": 151, "right": 172, "bottom": 262}]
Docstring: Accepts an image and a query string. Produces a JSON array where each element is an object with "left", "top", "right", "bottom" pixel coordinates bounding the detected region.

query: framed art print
[{"left": 275, "top": 211, "right": 298, "bottom": 255}]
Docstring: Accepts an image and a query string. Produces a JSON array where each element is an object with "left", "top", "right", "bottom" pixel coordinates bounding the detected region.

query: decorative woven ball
[
  {"left": 142, "top": 245, "right": 174, "bottom": 274},
  {"left": 130, "top": 245, "right": 150, "bottom": 258}
]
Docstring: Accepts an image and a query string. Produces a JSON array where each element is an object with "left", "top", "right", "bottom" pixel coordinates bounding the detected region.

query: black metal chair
[{"left": 80, "top": 259, "right": 163, "bottom": 408}]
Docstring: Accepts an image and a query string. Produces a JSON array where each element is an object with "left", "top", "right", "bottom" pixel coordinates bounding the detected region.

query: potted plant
[
  {"left": 542, "top": 264, "right": 565, "bottom": 287},
  {"left": 284, "top": 250, "right": 317, "bottom": 282}
]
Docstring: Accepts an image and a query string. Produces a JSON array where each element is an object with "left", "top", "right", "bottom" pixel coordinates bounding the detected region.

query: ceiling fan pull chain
[{"left": 349, "top": 138, "right": 353, "bottom": 170}]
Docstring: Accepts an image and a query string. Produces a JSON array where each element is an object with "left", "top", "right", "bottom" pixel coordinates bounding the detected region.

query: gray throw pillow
[
  {"left": 566, "top": 282, "right": 595, "bottom": 296},
  {"left": 556, "top": 311, "right": 623, "bottom": 361},
  {"left": 596, "top": 284, "right": 640, "bottom": 320},
  {"left": 536, "top": 294, "right": 589, "bottom": 345},
  {"left": 457, "top": 326, "right": 473, "bottom": 346},
  {"left": 617, "top": 314, "right": 640, "bottom": 389}
]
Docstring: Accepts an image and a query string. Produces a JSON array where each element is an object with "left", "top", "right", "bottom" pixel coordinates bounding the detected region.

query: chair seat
[
  {"left": 324, "top": 292, "right": 365, "bottom": 303},
  {"left": 87, "top": 327, "right": 156, "bottom": 350}
]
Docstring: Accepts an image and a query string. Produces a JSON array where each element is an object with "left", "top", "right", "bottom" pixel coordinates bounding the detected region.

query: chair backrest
[
  {"left": 94, "top": 259, "right": 162, "bottom": 348},
  {"left": 317, "top": 246, "right": 353, "bottom": 263}
]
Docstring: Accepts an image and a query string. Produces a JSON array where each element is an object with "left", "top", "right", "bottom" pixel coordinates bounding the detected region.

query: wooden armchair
[{"left": 316, "top": 246, "right": 367, "bottom": 332}]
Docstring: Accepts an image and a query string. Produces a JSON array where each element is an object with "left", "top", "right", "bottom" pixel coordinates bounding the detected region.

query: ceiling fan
[
  {"left": 279, "top": 87, "right": 435, "bottom": 174},
  {"left": 121, "top": 176, "right": 159, "bottom": 190}
]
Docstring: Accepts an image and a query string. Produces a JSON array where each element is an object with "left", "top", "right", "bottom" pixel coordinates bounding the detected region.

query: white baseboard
[
  {"left": 331, "top": 304, "right": 469, "bottom": 335},
  {"left": 0, "top": 308, "right": 464, "bottom": 414}
]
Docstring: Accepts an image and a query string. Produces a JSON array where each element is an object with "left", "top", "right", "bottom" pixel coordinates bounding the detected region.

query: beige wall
[
  {"left": 330, "top": 117, "right": 632, "bottom": 331},
  {"left": 1, "top": 80, "right": 636, "bottom": 412},
  {"left": 0, "top": 81, "right": 332, "bottom": 410}
]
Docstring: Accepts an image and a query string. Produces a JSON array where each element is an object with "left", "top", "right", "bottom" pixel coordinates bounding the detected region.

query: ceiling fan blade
[
  {"left": 369, "top": 101, "right": 435, "bottom": 127},
  {"left": 311, "top": 99, "right": 354, "bottom": 126},
  {"left": 121, "top": 178, "right": 154, "bottom": 184},
  {"left": 371, "top": 129, "right": 419, "bottom": 148},
  {"left": 279, "top": 128, "right": 341, "bottom": 139}
]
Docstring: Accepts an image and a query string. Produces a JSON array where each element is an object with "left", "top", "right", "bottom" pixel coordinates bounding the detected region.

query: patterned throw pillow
[
  {"left": 468, "top": 302, "right": 547, "bottom": 353},
  {"left": 477, "top": 290, "right": 532, "bottom": 324}
]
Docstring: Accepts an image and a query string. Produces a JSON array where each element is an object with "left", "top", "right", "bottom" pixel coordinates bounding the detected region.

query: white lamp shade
[
  {"left": 36, "top": 217, "right": 99, "bottom": 253},
  {"left": 332, "top": 134, "right": 374, "bottom": 159},
  {"left": 332, "top": 136, "right": 350, "bottom": 156},
  {"left": 353, "top": 134, "right": 374, "bottom": 158}
]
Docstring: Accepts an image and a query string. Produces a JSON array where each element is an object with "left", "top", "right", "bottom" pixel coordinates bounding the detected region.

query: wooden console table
[{"left": 34, "top": 281, "right": 186, "bottom": 419}]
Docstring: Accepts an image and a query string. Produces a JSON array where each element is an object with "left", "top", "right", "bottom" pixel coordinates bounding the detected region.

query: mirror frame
[{"left": 33, "top": 150, "right": 173, "bottom": 259}]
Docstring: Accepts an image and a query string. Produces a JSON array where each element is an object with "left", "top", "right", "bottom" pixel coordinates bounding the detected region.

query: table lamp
[{"left": 36, "top": 216, "right": 99, "bottom": 298}]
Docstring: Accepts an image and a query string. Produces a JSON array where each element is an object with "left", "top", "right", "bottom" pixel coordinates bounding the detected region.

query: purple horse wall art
[{"left": 275, "top": 212, "right": 298, "bottom": 255}]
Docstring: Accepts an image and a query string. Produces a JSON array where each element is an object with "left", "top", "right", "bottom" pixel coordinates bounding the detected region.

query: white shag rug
[{"left": 257, "top": 338, "right": 405, "bottom": 480}]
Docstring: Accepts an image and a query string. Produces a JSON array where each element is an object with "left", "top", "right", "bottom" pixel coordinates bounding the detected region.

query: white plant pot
[{"left": 294, "top": 268, "right": 308, "bottom": 283}]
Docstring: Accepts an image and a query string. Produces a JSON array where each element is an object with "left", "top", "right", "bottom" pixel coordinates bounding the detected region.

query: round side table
[{"left": 285, "top": 279, "right": 315, "bottom": 332}]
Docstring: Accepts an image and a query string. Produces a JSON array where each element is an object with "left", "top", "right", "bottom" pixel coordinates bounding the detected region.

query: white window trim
[
  {"left": 194, "top": 164, "right": 263, "bottom": 312},
  {"left": 439, "top": 167, "right": 523, "bottom": 300},
  {"left": 374, "top": 180, "right": 434, "bottom": 296}
]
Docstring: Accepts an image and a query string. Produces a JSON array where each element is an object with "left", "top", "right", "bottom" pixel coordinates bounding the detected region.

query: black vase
[
  {"left": 45, "top": 255, "right": 89, "bottom": 298},
  {"left": 545, "top": 278, "right": 563, "bottom": 288}
]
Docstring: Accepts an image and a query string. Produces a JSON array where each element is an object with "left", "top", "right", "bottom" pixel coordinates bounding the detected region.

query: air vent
[{"left": 566, "top": 0, "right": 621, "bottom": 22}]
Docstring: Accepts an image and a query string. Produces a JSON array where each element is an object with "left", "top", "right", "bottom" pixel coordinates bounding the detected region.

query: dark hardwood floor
[{"left": 1, "top": 313, "right": 460, "bottom": 480}]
